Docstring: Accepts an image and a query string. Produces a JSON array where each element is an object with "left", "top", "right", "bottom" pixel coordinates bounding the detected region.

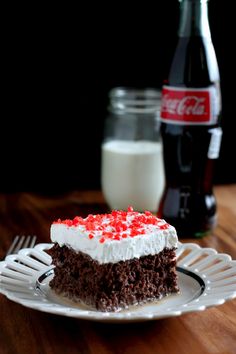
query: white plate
[{"left": 0, "top": 243, "right": 236, "bottom": 323}]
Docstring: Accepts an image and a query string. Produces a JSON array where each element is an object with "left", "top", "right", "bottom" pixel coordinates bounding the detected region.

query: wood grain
[{"left": 0, "top": 186, "right": 236, "bottom": 354}]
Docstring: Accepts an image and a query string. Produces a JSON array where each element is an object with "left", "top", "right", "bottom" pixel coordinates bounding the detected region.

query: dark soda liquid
[
  {"left": 158, "top": 36, "right": 221, "bottom": 238},
  {"left": 159, "top": 123, "right": 217, "bottom": 238}
]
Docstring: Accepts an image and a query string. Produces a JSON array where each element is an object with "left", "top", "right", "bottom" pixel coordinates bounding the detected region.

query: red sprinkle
[
  {"left": 159, "top": 224, "right": 170, "bottom": 230},
  {"left": 53, "top": 206, "right": 170, "bottom": 243}
]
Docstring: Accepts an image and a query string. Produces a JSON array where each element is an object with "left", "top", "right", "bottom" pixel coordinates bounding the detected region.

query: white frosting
[{"left": 51, "top": 214, "right": 178, "bottom": 264}]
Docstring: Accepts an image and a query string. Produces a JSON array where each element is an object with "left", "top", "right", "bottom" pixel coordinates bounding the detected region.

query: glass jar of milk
[{"left": 101, "top": 87, "right": 165, "bottom": 212}]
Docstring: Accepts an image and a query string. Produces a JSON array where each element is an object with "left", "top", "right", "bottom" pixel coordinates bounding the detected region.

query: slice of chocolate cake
[{"left": 48, "top": 207, "right": 179, "bottom": 312}]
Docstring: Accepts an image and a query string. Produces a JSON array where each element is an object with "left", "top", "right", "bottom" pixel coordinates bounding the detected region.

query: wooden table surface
[{"left": 0, "top": 185, "right": 236, "bottom": 354}]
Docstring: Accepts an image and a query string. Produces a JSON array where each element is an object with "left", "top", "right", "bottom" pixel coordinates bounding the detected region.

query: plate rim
[{"left": 1, "top": 242, "right": 236, "bottom": 322}]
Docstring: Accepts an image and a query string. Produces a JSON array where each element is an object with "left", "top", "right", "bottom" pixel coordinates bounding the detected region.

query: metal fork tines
[{"left": 6, "top": 235, "right": 37, "bottom": 257}]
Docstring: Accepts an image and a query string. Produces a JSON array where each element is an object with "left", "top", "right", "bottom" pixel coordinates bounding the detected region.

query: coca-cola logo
[
  {"left": 162, "top": 94, "right": 206, "bottom": 116},
  {"left": 161, "top": 86, "right": 211, "bottom": 124}
]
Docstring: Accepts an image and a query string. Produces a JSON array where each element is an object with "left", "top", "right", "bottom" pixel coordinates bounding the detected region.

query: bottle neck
[{"left": 178, "top": 0, "right": 211, "bottom": 38}]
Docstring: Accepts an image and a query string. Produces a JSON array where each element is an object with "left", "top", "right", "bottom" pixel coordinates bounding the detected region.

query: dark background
[{"left": 1, "top": 0, "right": 235, "bottom": 193}]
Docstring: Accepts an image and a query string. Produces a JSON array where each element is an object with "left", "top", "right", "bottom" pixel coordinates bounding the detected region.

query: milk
[{"left": 101, "top": 140, "right": 165, "bottom": 212}]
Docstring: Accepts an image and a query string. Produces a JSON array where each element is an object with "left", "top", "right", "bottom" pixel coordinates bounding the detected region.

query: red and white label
[{"left": 160, "top": 85, "right": 220, "bottom": 125}]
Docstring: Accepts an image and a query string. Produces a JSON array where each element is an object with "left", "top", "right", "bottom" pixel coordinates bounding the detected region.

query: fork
[{"left": 5, "top": 235, "right": 37, "bottom": 257}]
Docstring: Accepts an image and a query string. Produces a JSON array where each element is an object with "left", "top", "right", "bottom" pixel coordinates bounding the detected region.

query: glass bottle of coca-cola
[{"left": 158, "top": 0, "right": 222, "bottom": 238}]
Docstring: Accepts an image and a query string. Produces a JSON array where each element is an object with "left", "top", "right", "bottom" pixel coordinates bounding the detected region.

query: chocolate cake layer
[{"left": 48, "top": 244, "right": 179, "bottom": 312}]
